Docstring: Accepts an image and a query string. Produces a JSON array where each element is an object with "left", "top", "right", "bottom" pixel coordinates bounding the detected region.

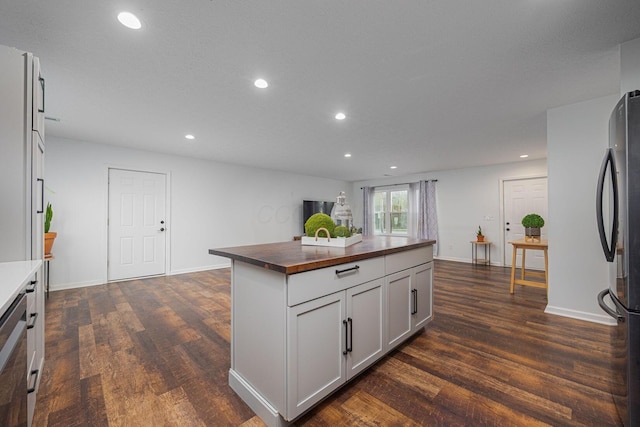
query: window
[{"left": 373, "top": 187, "right": 410, "bottom": 235}]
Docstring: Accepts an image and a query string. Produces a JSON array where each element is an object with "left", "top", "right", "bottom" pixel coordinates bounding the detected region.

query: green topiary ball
[
  {"left": 305, "top": 213, "right": 335, "bottom": 238},
  {"left": 334, "top": 225, "right": 351, "bottom": 238}
]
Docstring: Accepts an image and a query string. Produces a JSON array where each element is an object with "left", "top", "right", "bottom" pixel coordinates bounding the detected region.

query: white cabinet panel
[
  {"left": 386, "top": 262, "right": 434, "bottom": 351},
  {"left": 346, "top": 278, "right": 385, "bottom": 378},
  {"left": 287, "top": 258, "right": 384, "bottom": 306},
  {"left": 413, "top": 263, "right": 433, "bottom": 330},
  {"left": 386, "top": 270, "right": 413, "bottom": 349},
  {"left": 287, "top": 291, "right": 346, "bottom": 420}
]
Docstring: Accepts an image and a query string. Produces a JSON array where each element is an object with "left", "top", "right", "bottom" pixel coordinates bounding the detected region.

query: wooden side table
[
  {"left": 508, "top": 239, "right": 548, "bottom": 296},
  {"left": 470, "top": 241, "right": 491, "bottom": 265}
]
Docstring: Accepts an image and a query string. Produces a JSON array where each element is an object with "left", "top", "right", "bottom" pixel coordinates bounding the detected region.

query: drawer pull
[
  {"left": 342, "top": 319, "right": 348, "bottom": 355},
  {"left": 28, "top": 369, "right": 39, "bottom": 393},
  {"left": 335, "top": 265, "right": 359, "bottom": 276},
  {"left": 26, "top": 280, "right": 37, "bottom": 293},
  {"left": 27, "top": 312, "right": 38, "bottom": 329},
  {"left": 347, "top": 317, "right": 353, "bottom": 353},
  {"left": 411, "top": 289, "right": 418, "bottom": 315}
]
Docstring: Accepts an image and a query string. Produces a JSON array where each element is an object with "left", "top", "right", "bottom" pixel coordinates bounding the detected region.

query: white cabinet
[
  {"left": 26, "top": 269, "right": 45, "bottom": 423},
  {"left": 287, "top": 291, "right": 346, "bottom": 419},
  {"left": 32, "top": 56, "right": 46, "bottom": 143},
  {"left": 224, "top": 243, "right": 433, "bottom": 427},
  {"left": 386, "top": 263, "right": 433, "bottom": 350},
  {"left": 412, "top": 263, "right": 433, "bottom": 330},
  {"left": 0, "top": 44, "right": 45, "bottom": 427},
  {"left": 287, "top": 279, "right": 384, "bottom": 420},
  {"left": 345, "top": 279, "right": 385, "bottom": 378}
]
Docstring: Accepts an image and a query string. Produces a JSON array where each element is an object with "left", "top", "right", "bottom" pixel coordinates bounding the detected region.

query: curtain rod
[{"left": 360, "top": 179, "right": 437, "bottom": 189}]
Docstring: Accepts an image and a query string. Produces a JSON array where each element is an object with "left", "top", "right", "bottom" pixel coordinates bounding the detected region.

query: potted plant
[
  {"left": 476, "top": 225, "right": 485, "bottom": 242},
  {"left": 44, "top": 203, "right": 57, "bottom": 256},
  {"left": 521, "top": 213, "right": 544, "bottom": 242}
]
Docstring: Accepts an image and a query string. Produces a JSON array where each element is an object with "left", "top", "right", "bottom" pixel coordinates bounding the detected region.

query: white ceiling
[{"left": 2, "top": 1, "right": 640, "bottom": 182}]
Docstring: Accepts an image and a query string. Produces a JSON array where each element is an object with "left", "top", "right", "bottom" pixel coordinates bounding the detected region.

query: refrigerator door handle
[
  {"left": 596, "top": 149, "right": 618, "bottom": 262},
  {"left": 598, "top": 289, "right": 624, "bottom": 322}
]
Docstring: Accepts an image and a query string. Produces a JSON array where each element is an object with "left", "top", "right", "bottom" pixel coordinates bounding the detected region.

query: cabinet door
[
  {"left": 412, "top": 263, "right": 433, "bottom": 331},
  {"left": 287, "top": 292, "right": 346, "bottom": 420},
  {"left": 386, "top": 270, "right": 413, "bottom": 349},
  {"left": 346, "top": 278, "right": 384, "bottom": 379},
  {"left": 32, "top": 56, "right": 45, "bottom": 142}
]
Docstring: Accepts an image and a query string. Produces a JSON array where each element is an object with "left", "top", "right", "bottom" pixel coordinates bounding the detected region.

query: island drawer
[
  {"left": 385, "top": 246, "right": 433, "bottom": 275},
  {"left": 287, "top": 258, "right": 385, "bottom": 306}
]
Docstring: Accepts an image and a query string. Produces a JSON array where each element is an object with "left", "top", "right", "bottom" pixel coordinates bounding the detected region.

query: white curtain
[
  {"left": 418, "top": 180, "right": 439, "bottom": 255},
  {"left": 362, "top": 186, "right": 374, "bottom": 235}
]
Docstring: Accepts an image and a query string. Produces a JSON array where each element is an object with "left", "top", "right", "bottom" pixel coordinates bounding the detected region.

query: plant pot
[
  {"left": 524, "top": 227, "right": 541, "bottom": 242},
  {"left": 477, "top": 235, "right": 485, "bottom": 242},
  {"left": 44, "top": 232, "right": 57, "bottom": 256}
]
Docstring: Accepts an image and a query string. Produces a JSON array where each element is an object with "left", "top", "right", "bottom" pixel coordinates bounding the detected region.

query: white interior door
[
  {"left": 108, "top": 168, "right": 166, "bottom": 281},
  {"left": 503, "top": 177, "right": 548, "bottom": 269}
]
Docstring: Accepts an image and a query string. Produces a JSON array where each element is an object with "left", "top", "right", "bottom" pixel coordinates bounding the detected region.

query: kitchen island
[{"left": 209, "top": 236, "right": 435, "bottom": 426}]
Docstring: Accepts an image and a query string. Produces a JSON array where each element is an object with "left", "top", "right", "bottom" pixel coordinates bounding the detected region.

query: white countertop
[{"left": 0, "top": 260, "right": 42, "bottom": 316}]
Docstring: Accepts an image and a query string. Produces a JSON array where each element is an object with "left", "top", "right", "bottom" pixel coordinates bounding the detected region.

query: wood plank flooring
[{"left": 34, "top": 260, "right": 621, "bottom": 426}]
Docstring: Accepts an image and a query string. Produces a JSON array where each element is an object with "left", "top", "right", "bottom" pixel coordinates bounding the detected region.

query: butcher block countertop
[{"left": 209, "top": 236, "right": 436, "bottom": 275}]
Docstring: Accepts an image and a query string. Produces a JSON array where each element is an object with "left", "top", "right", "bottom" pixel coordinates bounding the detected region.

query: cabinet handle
[
  {"left": 26, "top": 280, "right": 37, "bottom": 293},
  {"left": 28, "top": 369, "right": 40, "bottom": 393},
  {"left": 37, "top": 178, "right": 44, "bottom": 213},
  {"left": 39, "top": 76, "right": 45, "bottom": 113},
  {"left": 335, "top": 265, "right": 359, "bottom": 276},
  {"left": 347, "top": 317, "right": 353, "bottom": 353},
  {"left": 27, "top": 312, "right": 38, "bottom": 329},
  {"left": 342, "top": 319, "right": 348, "bottom": 355},
  {"left": 411, "top": 289, "right": 418, "bottom": 315}
]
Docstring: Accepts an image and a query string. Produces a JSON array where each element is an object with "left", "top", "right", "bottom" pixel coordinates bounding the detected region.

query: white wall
[
  {"left": 621, "top": 37, "right": 640, "bottom": 93},
  {"left": 46, "top": 137, "right": 348, "bottom": 290},
  {"left": 546, "top": 94, "right": 619, "bottom": 324},
  {"left": 350, "top": 159, "right": 547, "bottom": 265}
]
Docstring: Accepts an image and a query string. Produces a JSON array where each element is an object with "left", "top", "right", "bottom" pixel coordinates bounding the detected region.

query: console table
[{"left": 470, "top": 241, "right": 491, "bottom": 265}]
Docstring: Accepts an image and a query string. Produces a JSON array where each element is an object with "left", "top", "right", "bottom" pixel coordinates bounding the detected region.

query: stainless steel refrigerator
[{"left": 597, "top": 90, "right": 640, "bottom": 427}]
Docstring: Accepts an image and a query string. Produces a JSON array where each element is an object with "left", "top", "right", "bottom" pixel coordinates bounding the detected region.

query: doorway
[
  {"left": 108, "top": 168, "right": 167, "bottom": 281},
  {"left": 502, "top": 177, "right": 548, "bottom": 269}
]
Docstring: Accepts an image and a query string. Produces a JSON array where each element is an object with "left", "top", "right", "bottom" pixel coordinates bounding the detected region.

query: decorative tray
[{"left": 301, "top": 228, "right": 363, "bottom": 247}]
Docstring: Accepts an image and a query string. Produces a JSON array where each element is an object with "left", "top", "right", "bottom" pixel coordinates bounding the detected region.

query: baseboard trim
[
  {"left": 169, "top": 262, "right": 230, "bottom": 275},
  {"left": 434, "top": 255, "right": 504, "bottom": 267},
  {"left": 49, "top": 263, "right": 232, "bottom": 292},
  {"left": 229, "top": 369, "right": 288, "bottom": 427},
  {"left": 50, "top": 279, "right": 106, "bottom": 292},
  {"left": 544, "top": 305, "right": 616, "bottom": 325}
]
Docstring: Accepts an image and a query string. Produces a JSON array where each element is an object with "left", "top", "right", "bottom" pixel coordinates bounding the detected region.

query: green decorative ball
[
  {"left": 334, "top": 225, "right": 351, "bottom": 238},
  {"left": 521, "top": 213, "right": 545, "bottom": 228},
  {"left": 305, "top": 213, "right": 335, "bottom": 238}
]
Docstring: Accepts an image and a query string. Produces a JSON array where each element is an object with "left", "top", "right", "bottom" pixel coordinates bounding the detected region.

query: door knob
[
  {"left": 506, "top": 222, "right": 510, "bottom": 225},
  {"left": 160, "top": 220, "right": 165, "bottom": 224},
  {"left": 160, "top": 227, "right": 165, "bottom": 232}
]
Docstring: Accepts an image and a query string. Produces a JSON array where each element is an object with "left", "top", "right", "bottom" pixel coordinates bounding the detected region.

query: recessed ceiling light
[
  {"left": 185, "top": 134, "right": 195, "bottom": 140},
  {"left": 117, "top": 12, "right": 142, "bottom": 30},
  {"left": 520, "top": 154, "right": 529, "bottom": 158},
  {"left": 254, "top": 79, "right": 268, "bottom": 89},
  {"left": 344, "top": 153, "right": 352, "bottom": 158},
  {"left": 390, "top": 166, "right": 397, "bottom": 169},
  {"left": 335, "top": 112, "right": 346, "bottom": 120}
]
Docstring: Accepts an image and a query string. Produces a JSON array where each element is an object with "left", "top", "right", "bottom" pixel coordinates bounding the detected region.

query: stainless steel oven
[{"left": 0, "top": 291, "right": 28, "bottom": 427}]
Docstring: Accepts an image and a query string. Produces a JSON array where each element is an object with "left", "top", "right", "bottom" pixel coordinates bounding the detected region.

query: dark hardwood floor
[{"left": 34, "top": 260, "right": 620, "bottom": 426}]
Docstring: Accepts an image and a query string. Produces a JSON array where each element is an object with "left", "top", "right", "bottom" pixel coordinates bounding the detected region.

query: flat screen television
[{"left": 302, "top": 200, "right": 334, "bottom": 234}]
